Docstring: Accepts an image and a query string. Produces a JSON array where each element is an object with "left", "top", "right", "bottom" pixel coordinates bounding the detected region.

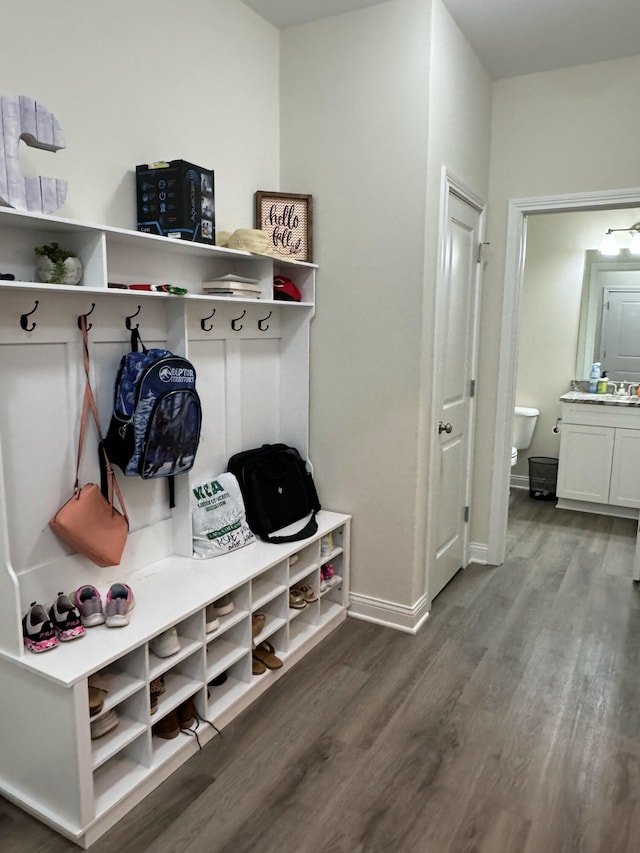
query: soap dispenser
[
  {"left": 597, "top": 371, "right": 608, "bottom": 394},
  {"left": 589, "top": 362, "right": 601, "bottom": 393}
]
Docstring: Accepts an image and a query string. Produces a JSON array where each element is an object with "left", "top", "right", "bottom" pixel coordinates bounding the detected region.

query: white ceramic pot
[{"left": 35, "top": 255, "right": 83, "bottom": 286}]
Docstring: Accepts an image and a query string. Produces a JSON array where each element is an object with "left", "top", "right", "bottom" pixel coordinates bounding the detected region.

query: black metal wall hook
[
  {"left": 77, "top": 302, "right": 96, "bottom": 330},
  {"left": 231, "top": 310, "right": 246, "bottom": 331},
  {"left": 200, "top": 307, "right": 216, "bottom": 332},
  {"left": 125, "top": 305, "right": 142, "bottom": 331},
  {"left": 20, "top": 300, "right": 39, "bottom": 332},
  {"left": 258, "top": 311, "right": 272, "bottom": 331}
]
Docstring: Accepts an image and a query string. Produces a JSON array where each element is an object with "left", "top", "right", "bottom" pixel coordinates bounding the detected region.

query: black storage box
[
  {"left": 136, "top": 160, "right": 215, "bottom": 244},
  {"left": 528, "top": 456, "right": 558, "bottom": 501}
]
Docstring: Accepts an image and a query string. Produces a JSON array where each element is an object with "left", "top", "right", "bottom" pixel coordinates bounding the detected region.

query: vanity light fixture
[
  {"left": 599, "top": 222, "right": 640, "bottom": 256},
  {"left": 630, "top": 229, "right": 640, "bottom": 254}
]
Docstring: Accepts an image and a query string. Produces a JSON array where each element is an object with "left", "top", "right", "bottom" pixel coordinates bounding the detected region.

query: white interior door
[{"left": 429, "top": 185, "right": 483, "bottom": 600}]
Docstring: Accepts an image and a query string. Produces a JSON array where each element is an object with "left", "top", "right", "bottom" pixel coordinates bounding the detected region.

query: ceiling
[{"left": 241, "top": 0, "right": 640, "bottom": 79}]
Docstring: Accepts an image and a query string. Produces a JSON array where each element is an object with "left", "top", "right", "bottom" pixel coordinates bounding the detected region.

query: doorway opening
[{"left": 488, "top": 187, "right": 640, "bottom": 566}]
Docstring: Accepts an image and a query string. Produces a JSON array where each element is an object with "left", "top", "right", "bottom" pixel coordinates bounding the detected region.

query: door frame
[
  {"left": 425, "top": 168, "right": 485, "bottom": 602},
  {"left": 488, "top": 185, "right": 640, "bottom": 565}
]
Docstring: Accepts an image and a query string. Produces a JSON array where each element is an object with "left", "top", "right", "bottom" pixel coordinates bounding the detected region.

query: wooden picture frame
[{"left": 255, "top": 191, "right": 313, "bottom": 263}]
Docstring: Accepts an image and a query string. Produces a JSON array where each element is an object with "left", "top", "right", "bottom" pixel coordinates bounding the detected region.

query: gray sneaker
[
  {"left": 105, "top": 583, "right": 135, "bottom": 628},
  {"left": 70, "top": 585, "right": 105, "bottom": 627}
]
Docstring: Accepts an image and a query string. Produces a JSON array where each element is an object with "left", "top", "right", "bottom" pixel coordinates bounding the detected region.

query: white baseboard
[
  {"left": 348, "top": 591, "right": 430, "bottom": 634},
  {"left": 510, "top": 474, "right": 529, "bottom": 491},
  {"left": 468, "top": 542, "right": 490, "bottom": 564}
]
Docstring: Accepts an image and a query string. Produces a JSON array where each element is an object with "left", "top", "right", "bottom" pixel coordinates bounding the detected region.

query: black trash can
[{"left": 528, "top": 456, "right": 558, "bottom": 501}]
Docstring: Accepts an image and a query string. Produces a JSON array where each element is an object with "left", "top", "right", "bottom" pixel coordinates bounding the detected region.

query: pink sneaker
[
  {"left": 323, "top": 564, "right": 339, "bottom": 588},
  {"left": 319, "top": 574, "right": 328, "bottom": 593}
]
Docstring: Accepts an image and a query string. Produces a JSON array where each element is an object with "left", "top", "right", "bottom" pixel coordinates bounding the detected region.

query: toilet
[{"left": 511, "top": 406, "right": 539, "bottom": 466}]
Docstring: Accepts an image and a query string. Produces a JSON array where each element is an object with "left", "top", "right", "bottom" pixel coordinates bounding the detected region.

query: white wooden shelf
[
  {"left": 93, "top": 755, "right": 151, "bottom": 817},
  {"left": 0, "top": 205, "right": 349, "bottom": 849},
  {"left": 92, "top": 719, "right": 148, "bottom": 771}
]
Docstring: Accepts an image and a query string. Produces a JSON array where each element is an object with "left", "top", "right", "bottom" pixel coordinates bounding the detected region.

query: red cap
[{"left": 273, "top": 275, "right": 302, "bottom": 302}]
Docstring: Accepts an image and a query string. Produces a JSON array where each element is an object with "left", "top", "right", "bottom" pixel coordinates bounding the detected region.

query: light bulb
[
  {"left": 599, "top": 232, "right": 619, "bottom": 256},
  {"left": 629, "top": 230, "right": 640, "bottom": 254}
]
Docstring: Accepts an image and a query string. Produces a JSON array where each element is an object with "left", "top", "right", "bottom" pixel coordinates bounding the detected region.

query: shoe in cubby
[
  {"left": 213, "top": 594, "right": 234, "bottom": 617},
  {"left": 149, "top": 676, "right": 166, "bottom": 715},
  {"left": 291, "top": 583, "right": 317, "bottom": 604},
  {"left": 251, "top": 612, "right": 266, "bottom": 637},
  {"left": 152, "top": 710, "right": 180, "bottom": 740},
  {"left": 177, "top": 697, "right": 220, "bottom": 748},
  {"left": 88, "top": 674, "right": 109, "bottom": 717},
  {"left": 252, "top": 654, "right": 267, "bottom": 675},
  {"left": 320, "top": 532, "right": 334, "bottom": 558},
  {"left": 321, "top": 564, "right": 340, "bottom": 589},
  {"left": 289, "top": 588, "right": 307, "bottom": 610},
  {"left": 205, "top": 604, "right": 219, "bottom": 633},
  {"left": 253, "top": 640, "right": 283, "bottom": 671},
  {"left": 90, "top": 708, "right": 119, "bottom": 740},
  {"left": 150, "top": 626, "right": 181, "bottom": 658},
  {"left": 208, "top": 671, "right": 228, "bottom": 692}
]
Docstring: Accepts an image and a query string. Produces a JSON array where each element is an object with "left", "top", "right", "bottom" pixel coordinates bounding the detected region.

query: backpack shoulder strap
[{"left": 130, "top": 327, "right": 147, "bottom": 353}]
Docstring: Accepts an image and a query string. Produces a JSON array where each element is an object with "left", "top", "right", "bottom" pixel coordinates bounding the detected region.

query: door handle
[{"left": 438, "top": 421, "right": 452, "bottom": 434}]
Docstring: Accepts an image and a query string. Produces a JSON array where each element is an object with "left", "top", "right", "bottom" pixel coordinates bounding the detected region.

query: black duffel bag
[{"left": 227, "top": 443, "right": 320, "bottom": 543}]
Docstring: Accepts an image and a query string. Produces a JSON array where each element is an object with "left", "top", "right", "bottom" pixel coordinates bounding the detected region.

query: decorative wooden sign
[
  {"left": 255, "top": 191, "right": 313, "bottom": 263},
  {"left": 0, "top": 95, "right": 67, "bottom": 214}
]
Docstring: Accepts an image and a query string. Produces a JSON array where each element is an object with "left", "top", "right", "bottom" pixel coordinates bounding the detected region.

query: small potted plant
[{"left": 34, "top": 242, "right": 83, "bottom": 285}]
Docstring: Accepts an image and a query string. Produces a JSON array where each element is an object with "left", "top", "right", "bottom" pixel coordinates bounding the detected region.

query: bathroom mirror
[{"left": 575, "top": 250, "right": 640, "bottom": 381}]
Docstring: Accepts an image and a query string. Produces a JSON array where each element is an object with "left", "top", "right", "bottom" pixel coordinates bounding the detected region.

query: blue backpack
[{"left": 104, "top": 329, "right": 202, "bottom": 506}]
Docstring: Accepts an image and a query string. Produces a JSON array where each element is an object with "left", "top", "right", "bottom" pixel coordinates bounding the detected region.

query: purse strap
[{"left": 76, "top": 316, "right": 128, "bottom": 523}]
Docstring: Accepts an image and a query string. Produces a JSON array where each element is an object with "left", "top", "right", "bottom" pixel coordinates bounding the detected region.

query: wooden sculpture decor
[{"left": 0, "top": 95, "right": 68, "bottom": 214}]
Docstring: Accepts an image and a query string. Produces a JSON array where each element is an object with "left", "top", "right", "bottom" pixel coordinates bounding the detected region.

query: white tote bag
[{"left": 191, "top": 472, "right": 255, "bottom": 558}]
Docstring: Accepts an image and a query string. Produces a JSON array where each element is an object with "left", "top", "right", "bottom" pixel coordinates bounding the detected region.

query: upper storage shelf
[{"left": 0, "top": 206, "right": 317, "bottom": 305}]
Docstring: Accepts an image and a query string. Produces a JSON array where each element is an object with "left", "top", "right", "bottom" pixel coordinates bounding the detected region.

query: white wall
[
  {"left": 473, "top": 54, "right": 640, "bottom": 543},
  {"left": 2, "top": 0, "right": 279, "bottom": 232},
  {"left": 1, "top": 0, "right": 494, "bottom": 624},
  {"left": 279, "top": 0, "right": 432, "bottom": 610},
  {"left": 280, "top": 0, "right": 491, "bottom": 617},
  {"left": 420, "top": 0, "right": 492, "bottom": 590},
  {"left": 514, "top": 208, "right": 640, "bottom": 477}
]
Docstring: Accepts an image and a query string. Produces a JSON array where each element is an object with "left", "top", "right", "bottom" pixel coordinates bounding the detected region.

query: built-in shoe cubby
[
  {"left": 0, "top": 205, "right": 349, "bottom": 848},
  {"left": 206, "top": 616, "right": 249, "bottom": 684},
  {"left": 208, "top": 654, "right": 252, "bottom": 719},
  {"left": 92, "top": 690, "right": 148, "bottom": 770},
  {"left": 319, "top": 527, "right": 346, "bottom": 625},
  {"left": 252, "top": 562, "right": 288, "bottom": 609},
  {"left": 93, "top": 735, "right": 150, "bottom": 821}
]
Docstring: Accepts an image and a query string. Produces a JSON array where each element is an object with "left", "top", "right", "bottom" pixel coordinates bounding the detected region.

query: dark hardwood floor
[{"left": 3, "top": 490, "right": 640, "bottom": 852}]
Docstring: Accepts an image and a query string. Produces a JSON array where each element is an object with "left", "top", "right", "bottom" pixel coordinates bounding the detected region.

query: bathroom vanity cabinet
[{"left": 557, "top": 396, "right": 640, "bottom": 517}]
